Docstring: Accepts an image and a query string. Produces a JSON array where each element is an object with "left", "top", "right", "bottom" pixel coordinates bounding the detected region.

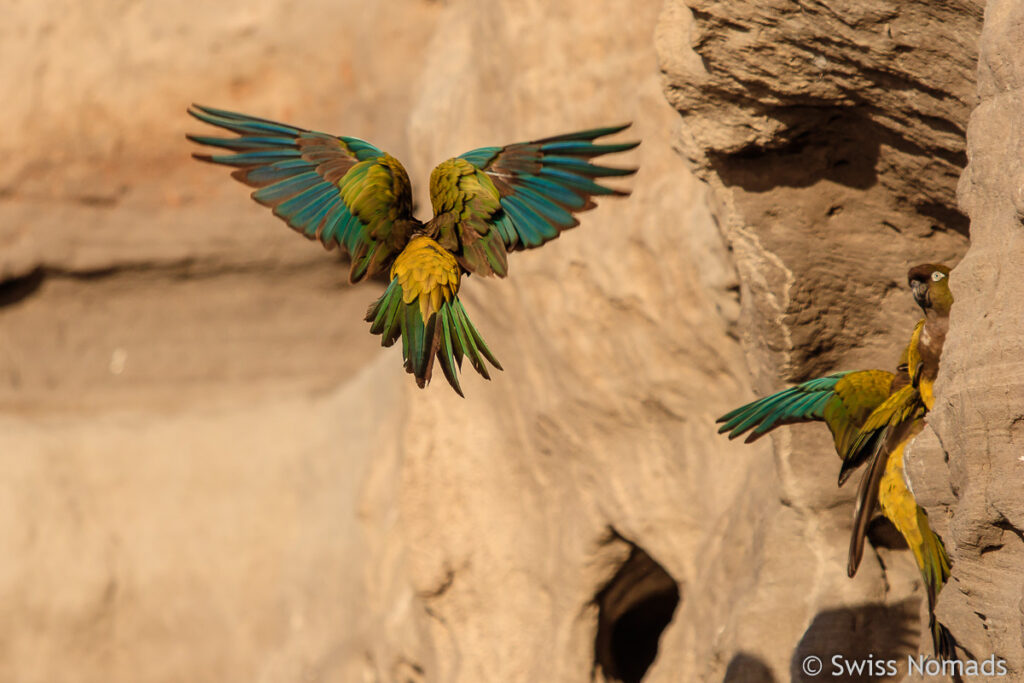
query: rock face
[
  {"left": 1, "top": 3, "right": 438, "bottom": 682},
  {"left": 914, "top": 0, "right": 1024, "bottom": 675},
  {"left": 2, "top": 1, "right": 746, "bottom": 681},
  {"left": 660, "top": 0, "right": 1024, "bottom": 681},
  {"left": 1, "top": 0, "right": 1015, "bottom": 681},
  {"left": 658, "top": 0, "right": 976, "bottom": 382},
  {"left": 657, "top": 0, "right": 988, "bottom": 679}
]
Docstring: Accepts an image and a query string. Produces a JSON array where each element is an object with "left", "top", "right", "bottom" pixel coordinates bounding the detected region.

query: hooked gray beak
[{"left": 910, "top": 279, "right": 929, "bottom": 307}]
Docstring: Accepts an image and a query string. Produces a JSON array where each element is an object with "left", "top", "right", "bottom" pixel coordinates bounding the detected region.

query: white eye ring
[{"left": 931, "top": 271, "right": 946, "bottom": 282}]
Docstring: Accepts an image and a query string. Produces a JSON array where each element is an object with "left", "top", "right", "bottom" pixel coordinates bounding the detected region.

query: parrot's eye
[{"left": 931, "top": 271, "right": 946, "bottom": 282}]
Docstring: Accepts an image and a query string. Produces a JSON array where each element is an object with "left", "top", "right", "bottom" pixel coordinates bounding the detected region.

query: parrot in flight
[
  {"left": 186, "top": 105, "right": 638, "bottom": 396},
  {"left": 716, "top": 264, "right": 956, "bottom": 658}
]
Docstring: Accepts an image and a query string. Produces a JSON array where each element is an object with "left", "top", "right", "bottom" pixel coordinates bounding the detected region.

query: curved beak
[{"left": 910, "top": 279, "right": 929, "bottom": 308}]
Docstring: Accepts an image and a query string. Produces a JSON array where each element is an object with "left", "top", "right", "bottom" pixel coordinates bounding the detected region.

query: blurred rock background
[{"left": 1, "top": 1, "right": 1018, "bottom": 682}]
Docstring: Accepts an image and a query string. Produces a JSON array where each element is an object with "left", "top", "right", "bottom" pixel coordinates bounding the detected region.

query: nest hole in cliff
[{"left": 592, "top": 539, "right": 680, "bottom": 683}]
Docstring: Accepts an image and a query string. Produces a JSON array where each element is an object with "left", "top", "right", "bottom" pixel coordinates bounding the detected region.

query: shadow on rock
[
  {"left": 723, "top": 652, "right": 776, "bottom": 683},
  {"left": 706, "top": 110, "right": 969, "bottom": 236},
  {"left": 791, "top": 599, "right": 919, "bottom": 682}
]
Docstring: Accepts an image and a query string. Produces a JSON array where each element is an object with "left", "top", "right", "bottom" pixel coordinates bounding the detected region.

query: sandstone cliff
[
  {"left": 660, "top": 0, "right": 1024, "bottom": 681},
  {"left": 913, "top": 0, "right": 1024, "bottom": 675},
  {"left": 0, "top": 1, "right": 1017, "bottom": 682}
]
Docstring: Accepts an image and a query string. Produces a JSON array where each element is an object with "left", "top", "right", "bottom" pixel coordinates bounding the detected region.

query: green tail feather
[
  {"left": 922, "top": 530, "right": 958, "bottom": 659},
  {"left": 931, "top": 618, "right": 958, "bottom": 661},
  {"left": 365, "top": 280, "right": 502, "bottom": 396}
]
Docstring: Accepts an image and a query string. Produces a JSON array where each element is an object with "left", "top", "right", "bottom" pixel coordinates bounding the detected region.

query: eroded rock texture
[
  {"left": 1, "top": 3, "right": 437, "bottom": 682},
  {"left": 917, "top": 0, "right": 1024, "bottom": 676},
  {"left": 2, "top": 0, "right": 1013, "bottom": 681},
  {"left": 1, "top": 1, "right": 748, "bottom": 681},
  {"left": 657, "top": 0, "right": 983, "bottom": 679},
  {"left": 658, "top": 0, "right": 976, "bottom": 379}
]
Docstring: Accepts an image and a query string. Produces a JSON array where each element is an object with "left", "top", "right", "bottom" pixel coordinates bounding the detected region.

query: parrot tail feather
[
  {"left": 366, "top": 279, "right": 501, "bottom": 397},
  {"left": 930, "top": 616, "right": 959, "bottom": 661},
  {"left": 921, "top": 524, "right": 958, "bottom": 660}
]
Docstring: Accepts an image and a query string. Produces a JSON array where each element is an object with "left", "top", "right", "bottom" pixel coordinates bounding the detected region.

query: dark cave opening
[{"left": 593, "top": 540, "right": 681, "bottom": 683}]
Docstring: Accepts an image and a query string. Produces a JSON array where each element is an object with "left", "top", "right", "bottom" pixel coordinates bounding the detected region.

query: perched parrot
[
  {"left": 186, "top": 105, "right": 638, "bottom": 395},
  {"left": 844, "top": 265, "right": 953, "bottom": 574},
  {"left": 906, "top": 263, "right": 953, "bottom": 410},
  {"left": 716, "top": 263, "right": 956, "bottom": 658},
  {"left": 843, "top": 263, "right": 955, "bottom": 658},
  {"left": 837, "top": 380, "right": 955, "bottom": 658}
]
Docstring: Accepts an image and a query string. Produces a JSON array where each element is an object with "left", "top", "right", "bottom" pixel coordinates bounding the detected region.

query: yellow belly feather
[{"left": 877, "top": 440, "right": 948, "bottom": 587}]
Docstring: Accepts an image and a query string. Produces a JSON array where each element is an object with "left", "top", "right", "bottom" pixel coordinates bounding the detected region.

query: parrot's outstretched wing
[
  {"left": 716, "top": 370, "right": 895, "bottom": 459},
  {"left": 187, "top": 105, "right": 416, "bottom": 282},
  {"left": 426, "top": 125, "right": 639, "bottom": 277}
]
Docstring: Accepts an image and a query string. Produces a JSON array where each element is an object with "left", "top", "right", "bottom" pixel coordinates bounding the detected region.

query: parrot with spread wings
[
  {"left": 187, "top": 105, "right": 638, "bottom": 396},
  {"left": 716, "top": 264, "right": 957, "bottom": 658}
]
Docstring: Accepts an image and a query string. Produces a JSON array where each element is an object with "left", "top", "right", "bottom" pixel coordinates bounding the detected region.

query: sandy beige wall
[{"left": 2, "top": 1, "right": 1014, "bottom": 681}]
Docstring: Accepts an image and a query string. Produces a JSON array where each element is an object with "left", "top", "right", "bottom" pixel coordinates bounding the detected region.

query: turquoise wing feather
[
  {"left": 187, "top": 104, "right": 415, "bottom": 282},
  {"left": 426, "top": 124, "right": 639, "bottom": 277},
  {"left": 717, "top": 370, "right": 895, "bottom": 461},
  {"left": 718, "top": 373, "right": 849, "bottom": 440}
]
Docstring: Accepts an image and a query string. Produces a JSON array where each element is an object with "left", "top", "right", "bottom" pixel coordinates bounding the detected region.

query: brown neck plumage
[{"left": 918, "top": 309, "right": 949, "bottom": 382}]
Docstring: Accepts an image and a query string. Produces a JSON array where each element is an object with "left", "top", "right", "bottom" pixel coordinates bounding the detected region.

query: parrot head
[{"left": 908, "top": 263, "right": 953, "bottom": 315}]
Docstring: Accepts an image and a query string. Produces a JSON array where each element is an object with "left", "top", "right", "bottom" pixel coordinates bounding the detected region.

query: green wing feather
[
  {"left": 426, "top": 124, "right": 639, "bottom": 277},
  {"left": 716, "top": 370, "right": 894, "bottom": 459},
  {"left": 187, "top": 104, "right": 415, "bottom": 282},
  {"left": 918, "top": 517, "right": 954, "bottom": 658}
]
